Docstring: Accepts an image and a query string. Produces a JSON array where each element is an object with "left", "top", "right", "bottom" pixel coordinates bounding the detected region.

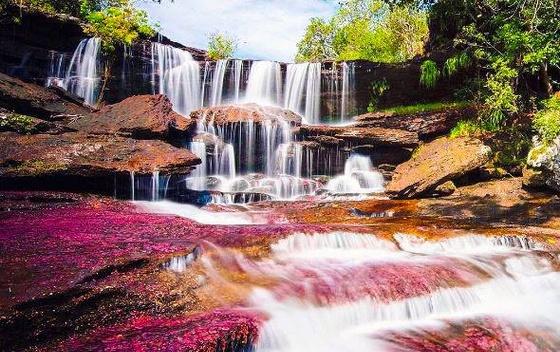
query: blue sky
[{"left": 138, "top": 0, "right": 337, "bottom": 62}]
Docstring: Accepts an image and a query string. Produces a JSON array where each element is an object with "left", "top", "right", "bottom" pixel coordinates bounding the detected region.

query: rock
[
  {"left": 354, "top": 105, "right": 477, "bottom": 140},
  {"left": 431, "top": 181, "right": 457, "bottom": 197},
  {"left": 300, "top": 125, "right": 419, "bottom": 147},
  {"left": 0, "top": 132, "right": 200, "bottom": 178},
  {"left": 190, "top": 104, "right": 302, "bottom": 127},
  {"left": 0, "top": 72, "right": 90, "bottom": 120},
  {"left": 526, "top": 137, "right": 560, "bottom": 193},
  {"left": 522, "top": 167, "right": 549, "bottom": 190},
  {"left": 386, "top": 137, "right": 492, "bottom": 198},
  {"left": 0, "top": 109, "right": 74, "bottom": 135},
  {"left": 68, "top": 95, "right": 196, "bottom": 140}
]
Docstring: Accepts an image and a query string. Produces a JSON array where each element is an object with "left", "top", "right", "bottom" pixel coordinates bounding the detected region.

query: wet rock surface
[
  {"left": 0, "top": 132, "right": 200, "bottom": 177},
  {"left": 69, "top": 94, "right": 196, "bottom": 140},
  {"left": 0, "top": 72, "right": 91, "bottom": 120},
  {"left": 190, "top": 104, "right": 303, "bottom": 127},
  {"left": 387, "top": 136, "right": 492, "bottom": 198}
]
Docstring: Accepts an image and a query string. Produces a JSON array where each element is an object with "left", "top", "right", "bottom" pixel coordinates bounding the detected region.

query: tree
[
  {"left": 296, "top": 0, "right": 428, "bottom": 63},
  {"left": 295, "top": 18, "right": 336, "bottom": 62},
  {"left": 207, "top": 32, "right": 238, "bottom": 60}
]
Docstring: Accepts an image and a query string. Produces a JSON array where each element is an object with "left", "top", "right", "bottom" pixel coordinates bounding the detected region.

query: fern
[{"left": 443, "top": 52, "right": 471, "bottom": 77}]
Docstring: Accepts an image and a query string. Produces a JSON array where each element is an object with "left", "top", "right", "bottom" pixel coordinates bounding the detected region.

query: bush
[
  {"left": 207, "top": 32, "right": 237, "bottom": 60},
  {"left": 533, "top": 96, "right": 560, "bottom": 143}
]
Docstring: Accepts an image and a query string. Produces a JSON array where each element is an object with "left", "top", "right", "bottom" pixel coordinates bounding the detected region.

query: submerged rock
[
  {"left": 69, "top": 94, "right": 196, "bottom": 140},
  {"left": 386, "top": 137, "right": 492, "bottom": 198}
]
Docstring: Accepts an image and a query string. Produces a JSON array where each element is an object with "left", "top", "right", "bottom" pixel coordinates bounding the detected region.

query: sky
[{"left": 138, "top": 0, "right": 338, "bottom": 62}]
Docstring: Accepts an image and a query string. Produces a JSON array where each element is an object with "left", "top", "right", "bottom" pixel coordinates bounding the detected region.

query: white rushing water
[
  {"left": 220, "top": 232, "right": 560, "bottom": 352},
  {"left": 53, "top": 37, "right": 101, "bottom": 106},
  {"left": 245, "top": 61, "right": 283, "bottom": 106},
  {"left": 326, "top": 154, "right": 385, "bottom": 194},
  {"left": 152, "top": 42, "right": 201, "bottom": 115}
]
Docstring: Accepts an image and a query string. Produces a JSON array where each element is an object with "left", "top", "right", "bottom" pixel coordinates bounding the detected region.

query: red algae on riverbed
[
  {"left": 0, "top": 193, "right": 329, "bottom": 310},
  {"left": 54, "top": 309, "right": 262, "bottom": 352}
]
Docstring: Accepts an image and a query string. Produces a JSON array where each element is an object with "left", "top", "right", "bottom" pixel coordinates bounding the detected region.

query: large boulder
[
  {"left": 68, "top": 95, "right": 196, "bottom": 139},
  {"left": 190, "top": 104, "right": 302, "bottom": 127},
  {"left": 0, "top": 72, "right": 90, "bottom": 120},
  {"left": 0, "top": 132, "right": 200, "bottom": 177},
  {"left": 525, "top": 137, "right": 560, "bottom": 193},
  {"left": 386, "top": 137, "right": 492, "bottom": 198}
]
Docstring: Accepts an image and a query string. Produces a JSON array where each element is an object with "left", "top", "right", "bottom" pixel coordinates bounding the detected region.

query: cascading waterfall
[
  {"left": 209, "top": 59, "right": 229, "bottom": 106},
  {"left": 152, "top": 42, "right": 201, "bottom": 115},
  {"left": 232, "top": 60, "right": 243, "bottom": 103},
  {"left": 283, "top": 62, "right": 322, "bottom": 123},
  {"left": 46, "top": 51, "right": 66, "bottom": 88},
  {"left": 59, "top": 37, "right": 102, "bottom": 106},
  {"left": 340, "top": 62, "right": 355, "bottom": 121},
  {"left": 245, "top": 61, "right": 282, "bottom": 105},
  {"left": 326, "top": 154, "right": 385, "bottom": 194}
]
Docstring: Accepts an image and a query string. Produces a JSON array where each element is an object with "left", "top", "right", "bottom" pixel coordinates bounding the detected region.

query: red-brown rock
[
  {"left": 0, "top": 132, "right": 200, "bottom": 177},
  {"left": 190, "top": 103, "right": 302, "bottom": 127},
  {"left": 0, "top": 72, "right": 90, "bottom": 120},
  {"left": 386, "top": 136, "right": 492, "bottom": 198},
  {"left": 69, "top": 95, "right": 196, "bottom": 139}
]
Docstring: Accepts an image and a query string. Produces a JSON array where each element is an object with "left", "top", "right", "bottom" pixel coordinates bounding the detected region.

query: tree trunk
[{"left": 540, "top": 62, "right": 553, "bottom": 97}]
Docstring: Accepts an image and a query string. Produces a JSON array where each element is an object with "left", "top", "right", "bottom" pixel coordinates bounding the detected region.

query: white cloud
[{"left": 138, "top": 0, "right": 337, "bottom": 62}]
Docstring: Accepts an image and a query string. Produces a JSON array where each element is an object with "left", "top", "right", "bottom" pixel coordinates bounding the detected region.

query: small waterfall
[
  {"left": 305, "top": 63, "right": 321, "bottom": 123},
  {"left": 209, "top": 59, "right": 228, "bottom": 106},
  {"left": 46, "top": 51, "right": 66, "bottom": 88},
  {"left": 284, "top": 62, "right": 322, "bottom": 123},
  {"left": 62, "top": 37, "right": 101, "bottom": 106},
  {"left": 232, "top": 60, "right": 243, "bottom": 103},
  {"left": 326, "top": 154, "right": 385, "bottom": 194},
  {"left": 152, "top": 42, "right": 201, "bottom": 116},
  {"left": 245, "top": 61, "right": 282, "bottom": 105},
  {"left": 187, "top": 141, "right": 208, "bottom": 191},
  {"left": 340, "top": 62, "right": 355, "bottom": 122}
]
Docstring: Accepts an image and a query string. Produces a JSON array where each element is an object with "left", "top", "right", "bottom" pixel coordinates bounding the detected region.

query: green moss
[
  {"left": 13, "top": 160, "right": 66, "bottom": 175},
  {"left": 379, "top": 101, "right": 469, "bottom": 115},
  {"left": 0, "top": 113, "right": 36, "bottom": 134}
]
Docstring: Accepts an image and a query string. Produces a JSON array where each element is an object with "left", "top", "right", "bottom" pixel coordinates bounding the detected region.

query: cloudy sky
[{"left": 138, "top": 0, "right": 337, "bottom": 62}]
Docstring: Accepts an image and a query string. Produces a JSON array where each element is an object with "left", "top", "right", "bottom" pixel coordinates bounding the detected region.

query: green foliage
[
  {"left": 207, "top": 32, "right": 238, "bottom": 60},
  {"left": 380, "top": 101, "right": 468, "bottom": 115},
  {"left": 419, "top": 60, "right": 439, "bottom": 88},
  {"left": 449, "top": 120, "right": 483, "bottom": 138},
  {"left": 296, "top": 0, "right": 428, "bottom": 63},
  {"left": 443, "top": 52, "right": 471, "bottom": 77},
  {"left": 533, "top": 96, "right": 560, "bottom": 143},
  {"left": 0, "top": 113, "right": 36, "bottom": 134},
  {"left": 84, "top": 1, "right": 155, "bottom": 53},
  {"left": 367, "top": 79, "right": 390, "bottom": 112},
  {"left": 480, "top": 59, "right": 519, "bottom": 130}
]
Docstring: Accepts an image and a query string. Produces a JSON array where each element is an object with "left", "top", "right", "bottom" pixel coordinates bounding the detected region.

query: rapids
[{"left": 192, "top": 232, "right": 560, "bottom": 352}]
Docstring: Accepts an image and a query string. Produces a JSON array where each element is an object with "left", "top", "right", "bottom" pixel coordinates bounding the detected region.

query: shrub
[{"left": 420, "top": 60, "right": 440, "bottom": 88}]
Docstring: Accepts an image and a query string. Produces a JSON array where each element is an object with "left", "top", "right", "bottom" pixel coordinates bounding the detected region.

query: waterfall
[
  {"left": 283, "top": 62, "right": 321, "bottom": 123},
  {"left": 232, "top": 60, "right": 243, "bottom": 103},
  {"left": 245, "top": 61, "right": 282, "bottom": 105},
  {"left": 305, "top": 63, "right": 321, "bottom": 123},
  {"left": 152, "top": 42, "right": 201, "bottom": 116},
  {"left": 186, "top": 141, "right": 208, "bottom": 191},
  {"left": 326, "top": 154, "right": 384, "bottom": 194},
  {"left": 209, "top": 59, "right": 228, "bottom": 106},
  {"left": 61, "top": 37, "right": 101, "bottom": 106},
  {"left": 46, "top": 51, "right": 66, "bottom": 88},
  {"left": 340, "top": 62, "right": 355, "bottom": 122}
]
